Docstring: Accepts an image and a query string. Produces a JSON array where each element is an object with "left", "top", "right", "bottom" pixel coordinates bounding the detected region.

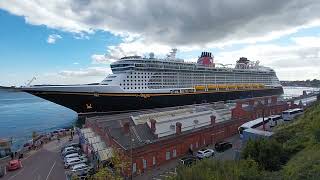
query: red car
[{"left": 7, "top": 160, "right": 22, "bottom": 171}]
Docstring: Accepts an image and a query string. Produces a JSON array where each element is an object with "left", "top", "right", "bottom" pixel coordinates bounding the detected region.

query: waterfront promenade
[{"left": 2, "top": 136, "right": 77, "bottom": 180}]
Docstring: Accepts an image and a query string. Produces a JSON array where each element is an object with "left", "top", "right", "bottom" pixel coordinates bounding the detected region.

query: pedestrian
[{"left": 10, "top": 152, "right": 14, "bottom": 160}]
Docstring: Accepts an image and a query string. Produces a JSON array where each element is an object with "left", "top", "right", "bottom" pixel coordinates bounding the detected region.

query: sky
[{"left": 0, "top": 0, "right": 320, "bottom": 86}]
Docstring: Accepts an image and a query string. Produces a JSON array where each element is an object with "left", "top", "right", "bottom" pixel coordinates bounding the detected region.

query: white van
[
  {"left": 268, "top": 115, "right": 283, "bottom": 127},
  {"left": 282, "top": 108, "right": 303, "bottom": 121}
]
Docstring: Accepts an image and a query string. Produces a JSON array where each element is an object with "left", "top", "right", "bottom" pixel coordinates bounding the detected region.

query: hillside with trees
[
  {"left": 169, "top": 101, "right": 320, "bottom": 180},
  {"left": 281, "top": 79, "right": 320, "bottom": 87}
]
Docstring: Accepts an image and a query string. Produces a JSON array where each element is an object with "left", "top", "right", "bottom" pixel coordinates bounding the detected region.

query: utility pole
[
  {"left": 130, "top": 126, "right": 134, "bottom": 180},
  {"left": 262, "top": 105, "right": 266, "bottom": 131}
]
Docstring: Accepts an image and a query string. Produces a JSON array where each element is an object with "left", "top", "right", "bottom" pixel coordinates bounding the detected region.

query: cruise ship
[{"left": 17, "top": 49, "right": 283, "bottom": 115}]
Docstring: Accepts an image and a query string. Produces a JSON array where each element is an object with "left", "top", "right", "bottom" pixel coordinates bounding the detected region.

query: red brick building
[{"left": 85, "top": 96, "right": 290, "bottom": 177}]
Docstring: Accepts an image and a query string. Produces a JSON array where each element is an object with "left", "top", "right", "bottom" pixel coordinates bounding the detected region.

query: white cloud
[
  {"left": 1, "top": 0, "right": 320, "bottom": 46},
  {"left": 92, "top": 39, "right": 173, "bottom": 64},
  {"left": 214, "top": 36, "right": 320, "bottom": 80},
  {"left": 91, "top": 54, "right": 115, "bottom": 64},
  {"left": 57, "top": 67, "right": 110, "bottom": 77},
  {"left": 47, "top": 34, "right": 62, "bottom": 44}
]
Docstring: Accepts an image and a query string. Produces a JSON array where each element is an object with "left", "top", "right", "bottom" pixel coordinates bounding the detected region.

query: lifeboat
[
  {"left": 217, "top": 84, "right": 227, "bottom": 89},
  {"left": 227, "top": 84, "right": 237, "bottom": 89},
  {"left": 195, "top": 85, "right": 206, "bottom": 91},
  {"left": 207, "top": 84, "right": 217, "bottom": 90}
]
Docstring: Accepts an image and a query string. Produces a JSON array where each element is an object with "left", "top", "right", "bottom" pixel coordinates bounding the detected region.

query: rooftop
[{"left": 86, "top": 102, "right": 233, "bottom": 150}]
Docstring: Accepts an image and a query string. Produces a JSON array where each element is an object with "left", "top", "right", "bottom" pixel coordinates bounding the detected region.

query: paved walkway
[{"left": 2, "top": 136, "right": 77, "bottom": 180}]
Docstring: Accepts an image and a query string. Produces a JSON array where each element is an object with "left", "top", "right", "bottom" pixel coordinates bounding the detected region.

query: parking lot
[{"left": 1, "top": 136, "right": 79, "bottom": 180}]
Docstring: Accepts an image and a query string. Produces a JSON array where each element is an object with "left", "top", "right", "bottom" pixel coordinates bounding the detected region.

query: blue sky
[
  {"left": 0, "top": 1, "right": 320, "bottom": 85},
  {"left": 0, "top": 10, "right": 122, "bottom": 85}
]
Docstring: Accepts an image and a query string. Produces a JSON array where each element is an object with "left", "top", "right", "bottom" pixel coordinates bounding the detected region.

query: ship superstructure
[{"left": 101, "top": 49, "right": 280, "bottom": 93}]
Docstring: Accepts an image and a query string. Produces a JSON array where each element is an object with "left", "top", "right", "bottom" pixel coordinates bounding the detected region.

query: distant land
[{"left": 281, "top": 79, "right": 320, "bottom": 87}]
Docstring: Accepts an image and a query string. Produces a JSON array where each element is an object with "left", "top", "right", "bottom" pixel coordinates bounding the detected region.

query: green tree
[
  {"left": 90, "top": 148, "right": 129, "bottom": 180},
  {"left": 242, "top": 139, "right": 285, "bottom": 171},
  {"left": 32, "top": 131, "right": 38, "bottom": 140}
]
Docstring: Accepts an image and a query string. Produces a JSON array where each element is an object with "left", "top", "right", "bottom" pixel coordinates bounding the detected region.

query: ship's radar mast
[{"left": 167, "top": 48, "right": 177, "bottom": 59}]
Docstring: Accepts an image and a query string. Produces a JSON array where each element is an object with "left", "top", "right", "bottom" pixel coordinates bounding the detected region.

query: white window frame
[
  {"left": 152, "top": 156, "right": 156, "bottom": 166},
  {"left": 142, "top": 159, "right": 147, "bottom": 169},
  {"left": 166, "top": 151, "right": 171, "bottom": 160},
  {"left": 132, "top": 163, "right": 136, "bottom": 173}
]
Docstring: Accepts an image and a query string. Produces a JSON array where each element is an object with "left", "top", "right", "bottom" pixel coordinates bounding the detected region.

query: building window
[
  {"left": 152, "top": 156, "right": 156, "bottom": 166},
  {"left": 132, "top": 163, "right": 136, "bottom": 173},
  {"left": 166, "top": 151, "right": 171, "bottom": 160},
  {"left": 142, "top": 159, "right": 147, "bottom": 169},
  {"left": 173, "top": 149, "right": 177, "bottom": 158}
]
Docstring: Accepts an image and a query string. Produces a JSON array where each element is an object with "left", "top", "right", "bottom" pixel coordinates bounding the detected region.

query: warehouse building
[{"left": 82, "top": 96, "right": 289, "bottom": 176}]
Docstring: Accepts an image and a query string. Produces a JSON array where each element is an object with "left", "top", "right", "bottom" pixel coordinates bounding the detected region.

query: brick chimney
[
  {"left": 176, "top": 122, "right": 182, "bottom": 135},
  {"left": 248, "top": 99, "right": 255, "bottom": 106},
  {"left": 150, "top": 119, "right": 157, "bottom": 133},
  {"left": 210, "top": 115, "right": 216, "bottom": 126},
  {"left": 123, "top": 121, "right": 130, "bottom": 134},
  {"left": 271, "top": 96, "right": 277, "bottom": 104},
  {"left": 235, "top": 101, "right": 242, "bottom": 109}
]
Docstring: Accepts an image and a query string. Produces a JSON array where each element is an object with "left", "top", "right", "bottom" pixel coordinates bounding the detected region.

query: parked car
[
  {"left": 62, "top": 147, "right": 80, "bottom": 155},
  {"left": 65, "top": 156, "right": 88, "bottom": 164},
  {"left": 215, "top": 141, "right": 232, "bottom": 152},
  {"left": 179, "top": 156, "right": 197, "bottom": 166},
  {"left": 63, "top": 153, "right": 84, "bottom": 161},
  {"left": 71, "top": 163, "right": 92, "bottom": 172},
  {"left": 62, "top": 147, "right": 80, "bottom": 154},
  {"left": 196, "top": 148, "right": 215, "bottom": 159},
  {"left": 61, "top": 143, "right": 80, "bottom": 153},
  {"left": 62, "top": 150, "right": 80, "bottom": 158},
  {"left": 7, "top": 160, "right": 22, "bottom": 171},
  {"left": 64, "top": 153, "right": 80, "bottom": 159},
  {"left": 64, "top": 157, "right": 87, "bottom": 169},
  {"left": 64, "top": 155, "right": 86, "bottom": 163}
]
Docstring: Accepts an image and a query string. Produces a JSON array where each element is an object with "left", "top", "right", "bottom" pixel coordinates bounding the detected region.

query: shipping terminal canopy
[
  {"left": 87, "top": 136, "right": 101, "bottom": 144},
  {"left": 92, "top": 141, "right": 107, "bottom": 152},
  {"left": 80, "top": 128, "right": 93, "bottom": 134}
]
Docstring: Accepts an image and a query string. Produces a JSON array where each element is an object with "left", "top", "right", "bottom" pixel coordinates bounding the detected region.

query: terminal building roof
[{"left": 86, "top": 102, "right": 234, "bottom": 150}]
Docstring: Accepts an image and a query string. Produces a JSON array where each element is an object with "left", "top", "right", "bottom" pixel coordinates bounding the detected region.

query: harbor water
[{"left": 0, "top": 86, "right": 318, "bottom": 150}]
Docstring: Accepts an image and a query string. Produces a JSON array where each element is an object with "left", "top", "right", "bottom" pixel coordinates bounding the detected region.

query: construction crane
[{"left": 26, "top": 76, "right": 36, "bottom": 86}]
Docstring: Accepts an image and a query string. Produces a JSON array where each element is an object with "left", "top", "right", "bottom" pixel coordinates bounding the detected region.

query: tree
[
  {"left": 32, "top": 131, "right": 38, "bottom": 140},
  {"left": 90, "top": 147, "right": 130, "bottom": 180},
  {"left": 242, "top": 139, "right": 286, "bottom": 171}
]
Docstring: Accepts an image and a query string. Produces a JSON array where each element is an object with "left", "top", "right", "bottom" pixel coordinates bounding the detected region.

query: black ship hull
[{"left": 21, "top": 87, "right": 284, "bottom": 115}]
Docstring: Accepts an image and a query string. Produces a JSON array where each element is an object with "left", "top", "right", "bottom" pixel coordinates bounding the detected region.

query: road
[{"left": 2, "top": 137, "right": 76, "bottom": 180}]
